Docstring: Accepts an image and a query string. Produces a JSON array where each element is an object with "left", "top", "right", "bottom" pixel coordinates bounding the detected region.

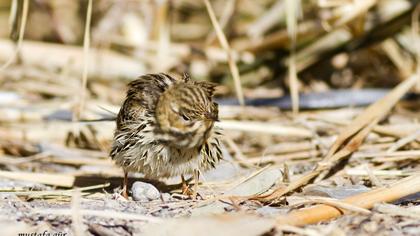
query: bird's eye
[{"left": 181, "top": 114, "right": 190, "bottom": 121}]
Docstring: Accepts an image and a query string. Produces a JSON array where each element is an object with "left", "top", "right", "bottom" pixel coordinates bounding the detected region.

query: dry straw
[
  {"left": 77, "top": 0, "right": 93, "bottom": 119},
  {"left": 256, "top": 74, "right": 419, "bottom": 201},
  {"left": 286, "top": 0, "right": 301, "bottom": 114},
  {"left": 275, "top": 174, "right": 420, "bottom": 226},
  {"left": 203, "top": 0, "right": 245, "bottom": 106},
  {"left": 0, "top": 0, "right": 29, "bottom": 71}
]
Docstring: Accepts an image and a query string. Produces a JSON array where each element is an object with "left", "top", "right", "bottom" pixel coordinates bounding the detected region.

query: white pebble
[
  {"left": 161, "top": 193, "right": 171, "bottom": 202},
  {"left": 131, "top": 181, "right": 160, "bottom": 201}
]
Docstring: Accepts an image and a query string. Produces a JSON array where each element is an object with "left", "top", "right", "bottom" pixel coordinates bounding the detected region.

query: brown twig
[
  {"left": 254, "top": 75, "right": 419, "bottom": 201},
  {"left": 276, "top": 174, "right": 420, "bottom": 226}
]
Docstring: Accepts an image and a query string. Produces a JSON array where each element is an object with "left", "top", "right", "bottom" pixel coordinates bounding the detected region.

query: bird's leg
[
  {"left": 181, "top": 174, "right": 191, "bottom": 195},
  {"left": 122, "top": 170, "right": 129, "bottom": 199},
  {"left": 192, "top": 170, "right": 200, "bottom": 199},
  {"left": 180, "top": 173, "right": 201, "bottom": 198}
]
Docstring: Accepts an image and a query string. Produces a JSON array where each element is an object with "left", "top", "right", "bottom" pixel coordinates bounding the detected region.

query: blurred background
[{"left": 1, "top": 0, "right": 418, "bottom": 106}]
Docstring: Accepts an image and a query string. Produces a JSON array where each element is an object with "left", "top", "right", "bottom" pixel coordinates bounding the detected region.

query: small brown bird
[{"left": 110, "top": 73, "right": 222, "bottom": 198}]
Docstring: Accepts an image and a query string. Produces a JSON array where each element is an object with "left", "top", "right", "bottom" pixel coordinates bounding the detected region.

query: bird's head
[{"left": 155, "top": 78, "right": 218, "bottom": 148}]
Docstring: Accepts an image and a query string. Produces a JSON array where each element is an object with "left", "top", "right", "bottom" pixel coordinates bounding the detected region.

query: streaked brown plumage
[{"left": 110, "top": 73, "right": 222, "bottom": 198}]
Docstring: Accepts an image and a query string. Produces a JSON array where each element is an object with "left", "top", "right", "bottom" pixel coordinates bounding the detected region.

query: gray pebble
[
  {"left": 161, "top": 193, "right": 171, "bottom": 202},
  {"left": 256, "top": 206, "right": 288, "bottom": 216},
  {"left": 131, "top": 181, "right": 160, "bottom": 201}
]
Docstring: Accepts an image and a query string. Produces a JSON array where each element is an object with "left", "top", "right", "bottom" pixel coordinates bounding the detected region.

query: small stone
[
  {"left": 256, "top": 206, "right": 288, "bottom": 216},
  {"left": 161, "top": 193, "right": 171, "bottom": 202},
  {"left": 131, "top": 181, "right": 160, "bottom": 201}
]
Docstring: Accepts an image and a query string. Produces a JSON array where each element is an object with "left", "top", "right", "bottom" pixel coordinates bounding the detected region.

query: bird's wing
[
  {"left": 192, "top": 80, "right": 217, "bottom": 97},
  {"left": 111, "top": 74, "right": 177, "bottom": 159},
  {"left": 116, "top": 73, "right": 177, "bottom": 128}
]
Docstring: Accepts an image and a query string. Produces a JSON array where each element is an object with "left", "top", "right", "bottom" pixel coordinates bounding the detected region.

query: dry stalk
[
  {"left": 286, "top": 0, "right": 301, "bottom": 114},
  {"left": 375, "top": 203, "right": 420, "bottom": 220},
  {"left": 412, "top": 3, "right": 420, "bottom": 90},
  {"left": 205, "top": 0, "right": 237, "bottom": 44},
  {"left": 38, "top": 209, "right": 162, "bottom": 223},
  {"left": 77, "top": 0, "right": 93, "bottom": 119},
  {"left": 353, "top": 150, "right": 420, "bottom": 159},
  {"left": 363, "top": 163, "right": 384, "bottom": 187},
  {"left": 71, "top": 190, "right": 85, "bottom": 236},
  {"left": 0, "top": 170, "right": 75, "bottom": 187},
  {"left": 216, "top": 120, "right": 312, "bottom": 137},
  {"left": 4, "top": 183, "right": 110, "bottom": 198},
  {"left": 254, "top": 75, "right": 419, "bottom": 201},
  {"left": 344, "top": 169, "right": 410, "bottom": 177},
  {"left": 333, "top": 0, "right": 377, "bottom": 28},
  {"left": 374, "top": 156, "right": 420, "bottom": 162},
  {"left": 277, "top": 225, "right": 321, "bottom": 236},
  {"left": 203, "top": 0, "right": 244, "bottom": 106},
  {"left": 386, "top": 129, "right": 420, "bottom": 152},
  {"left": 0, "top": 0, "right": 29, "bottom": 71},
  {"left": 240, "top": 20, "right": 323, "bottom": 53},
  {"left": 227, "top": 165, "right": 272, "bottom": 193},
  {"left": 382, "top": 39, "right": 413, "bottom": 78},
  {"left": 154, "top": 0, "right": 170, "bottom": 71},
  {"left": 276, "top": 174, "right": 420, "bottom": 226},
  {"left": 245, "top": 150, "right": 321, "bottom": 165},
  {"left": 247, "top": 0, "right": 286, "bottom": 39},
  {"left": 222, "top": 135, "right": 254, "bottom": 167},
  {"left": 288, "top": 196, "right": 372, "bottom": 215}
]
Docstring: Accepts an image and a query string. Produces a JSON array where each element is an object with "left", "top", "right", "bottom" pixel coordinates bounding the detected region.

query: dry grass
[
  {"left": 77, "top": 0, "right": 93, "bottom": 120},
  {"left": 0, "top": 0, "right": 28, "bottom": 70},
  {"left": 204, "top": 0, "right": 245, "bottom": 106}
]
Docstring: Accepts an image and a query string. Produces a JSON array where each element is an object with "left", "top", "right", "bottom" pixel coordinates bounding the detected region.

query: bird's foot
[
  {"left": 180, "top": 173, "right": 202, "bottom": 199},
  {"left": 181, "top": 183, "right": 193, "bottom": 195},
  {"left": 181, "top": 185, "right": 202, "bottom": 199},
  {"left": 121, "top": 170, "right": 129, "bottom": 200},
  {"left": 122, "top": 190, "right": 129, "bottom": 200},
  {"left": 118, "top": 187, "right": 129, "bottom": 200}
]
